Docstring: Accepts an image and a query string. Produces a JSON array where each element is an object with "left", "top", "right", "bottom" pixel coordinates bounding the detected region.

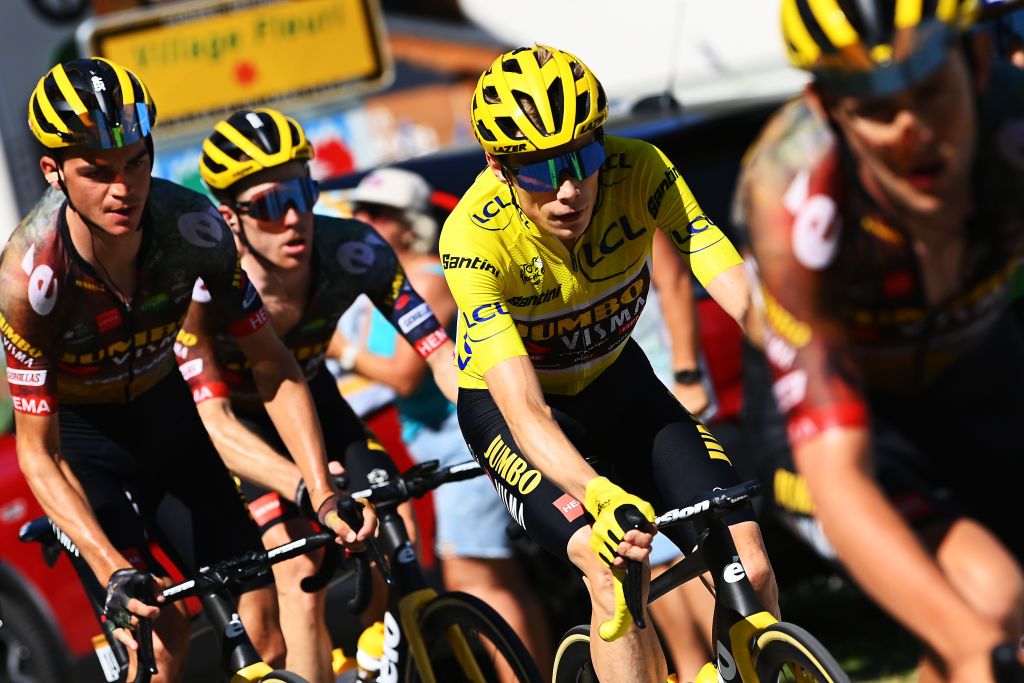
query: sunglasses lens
[
  {"left": 245, "top": 177, "right": 319, "bottom": 221},
  {"left": 510, "top": 140, "right": 606, "bottom": 192}
]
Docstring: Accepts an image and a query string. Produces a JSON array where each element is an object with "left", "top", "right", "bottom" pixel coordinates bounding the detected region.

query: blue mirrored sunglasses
[
  {"left": 236, "top": 176, "right": 319, "bottom": 222},
  {"left": 503, "top": 139, "right": 606, "bottom": 192}
]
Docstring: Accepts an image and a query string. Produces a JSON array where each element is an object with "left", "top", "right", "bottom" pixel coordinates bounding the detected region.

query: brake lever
[
  {"left": 337, "top": 496, "right": 393, "bottom": 586},
  {"left": 615, "top": 505, "right": 651, "bottom": 630},
  {"left": 128, "top": 573, "right": 158, "bottom": 683},
  {"left": 622, "top": 558, "right": 646, "bottom": 629}
]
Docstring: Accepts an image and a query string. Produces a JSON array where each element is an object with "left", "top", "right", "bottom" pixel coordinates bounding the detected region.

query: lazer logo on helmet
[{"left": 493, "top": 143, "right": 527, "bottom": 153}]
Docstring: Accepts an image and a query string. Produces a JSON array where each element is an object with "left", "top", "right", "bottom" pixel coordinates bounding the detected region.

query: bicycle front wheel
[
  {"left": 406, "top": 591, "right": 542, "bottom": 683},
  {"left": 752, "top": 622, "right": 849, "bottom": 683},
  {"left": 552, "top": 625, "right": 599, "bottom": 683}
]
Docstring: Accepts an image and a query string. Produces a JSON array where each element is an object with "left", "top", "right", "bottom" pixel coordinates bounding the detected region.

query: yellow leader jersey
[{"left": 440, "top": 135, "right": 742, "bottom": 395}]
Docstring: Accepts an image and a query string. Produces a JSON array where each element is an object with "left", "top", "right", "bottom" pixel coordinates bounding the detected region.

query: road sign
[{"left": 77, "top": 0, "right": 392, "bottom": 130}]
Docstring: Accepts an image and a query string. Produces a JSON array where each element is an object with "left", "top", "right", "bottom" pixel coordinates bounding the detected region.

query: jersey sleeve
[
  {"left": 347, "top": 227, "right": 450, "bottom": 359},
  {"left": 186, "top": 205, "right": 269, "bottom": 337},
  {"left": 0, "top": 225, "right": 66, "bottom": 416},
  {"left": 643, "top": 142, "right": 743, "bottom": 287},
  {"left": 439, "top": 220, "right": 525, "bottom": 378},
  {"left": 741, "top": 159, "right": 868, "bottom": 446},
  {"left": 175, "top": 280, "right": 230, "bottom": 404}
]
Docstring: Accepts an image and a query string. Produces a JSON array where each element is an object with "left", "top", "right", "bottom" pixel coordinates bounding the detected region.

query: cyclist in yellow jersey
[{"left": 442, "top": 44, "right": 778, "bottom": 682}]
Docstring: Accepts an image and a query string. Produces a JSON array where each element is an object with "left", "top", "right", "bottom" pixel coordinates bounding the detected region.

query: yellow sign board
[{"left": 81, "top": 0, "right": 391, "bottom": 127}]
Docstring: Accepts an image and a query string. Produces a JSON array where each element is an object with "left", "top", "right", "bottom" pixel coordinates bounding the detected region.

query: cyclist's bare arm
[
  {"left": 195, "top": 396, "right": 302, "bottom": 501},
  {"left": 235, "top": 324, "right": 375, "bottom": 543},
  {"left": 14, "top": 412, "right": 161, "bottom": 624},
  {"left": 703, "top": 264, "right": 763, "bottom": 348},
  {"left": 337, "top": 270, "right": 459, "bottom": 402},
  {"left": 651, "top": 230, "right": 708, "bottom": 414},
  {"left": 747, "top": 179, "right": 1006, "bottom": 672},
  {"left": 794, "top": 429, "right": 1005, "bottom": 674},
  {"left": 483, "top": 356, "right": 653, "bottom": 563}
]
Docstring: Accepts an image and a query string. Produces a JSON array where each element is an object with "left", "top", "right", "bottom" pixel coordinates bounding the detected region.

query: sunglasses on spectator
[
  {"left": 235, "top": 177, "right": 319, "bottom": 222},
  {"left": 501, "top": 138, "right": 606, "bottom": 192}
]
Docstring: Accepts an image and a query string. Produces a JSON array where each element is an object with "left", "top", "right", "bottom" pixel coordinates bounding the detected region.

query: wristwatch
[{"left": 673, "top": 367, "right": 703, "bottom": 385}]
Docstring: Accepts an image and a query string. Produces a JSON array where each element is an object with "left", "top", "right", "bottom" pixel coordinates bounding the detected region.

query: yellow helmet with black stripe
[
  {"left": 199, "top": 108, "right": 313, "bottom": 192},
  {"left": 471, "top": 44, "right": 608, "bottom": 156},
  {"left": 781, "top": 0, "right": 979, "bottom": 96},
  {"left": 28, "top": 57, "right": 156, "bottom": 150}
]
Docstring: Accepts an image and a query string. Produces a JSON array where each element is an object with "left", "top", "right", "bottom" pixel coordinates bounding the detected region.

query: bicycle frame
[
  {"left": 18, "top": 517, "right": 333, "bottom": 683},
  {"left": 648, "top": 481, "right": 778, "bottom": 683},
  {"left": 350, "top": 466, "right": 484, "bottom": 683}
]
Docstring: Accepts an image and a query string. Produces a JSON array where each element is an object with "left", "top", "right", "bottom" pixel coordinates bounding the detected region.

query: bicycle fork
[{"left": 700, "top": 521, "right": 778, "bottom": 683}]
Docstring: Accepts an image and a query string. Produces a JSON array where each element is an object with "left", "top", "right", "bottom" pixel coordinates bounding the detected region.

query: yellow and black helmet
[
  {"left": 28, "top": 58, "right": 156, "bottom": 150},
  {"left": 781, "top": 0, "right": 979, "bottom": 96},
  {"left": 471, "top": 44, "right": 608, "bottom": 156},
  {"left": 199, "top": 108, "right": 312, "bottom": 191}
]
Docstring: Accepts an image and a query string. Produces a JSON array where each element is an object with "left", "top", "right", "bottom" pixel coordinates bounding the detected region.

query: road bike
[
  {"left": 551, "top": 480, "right": 849, "bottom": 683},
  {"left": 323, "top": 459, "right": 542, "bottom": 683},
  {"left": 20, "top": 513, "right": 334, "bottom": 682}
]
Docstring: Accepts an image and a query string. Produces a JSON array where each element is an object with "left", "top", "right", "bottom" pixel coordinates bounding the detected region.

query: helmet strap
[{"left": 230, "top": 208, "right": 280, "bottom": 272}]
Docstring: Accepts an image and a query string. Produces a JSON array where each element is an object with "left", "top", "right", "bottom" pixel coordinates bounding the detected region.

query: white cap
[
  {"left": 350, "top": 167, "right": 431, "bottom": 214},
  {"left": 350, "top": 167, "right": 438, "bottom": 253}
]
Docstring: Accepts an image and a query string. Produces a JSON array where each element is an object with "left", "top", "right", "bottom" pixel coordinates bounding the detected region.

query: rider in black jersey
[
  {"left": 177, "top": 107, "right": 457, "bottom": 683},
  {"left": 0, "top": 59, "right": 372, "bottom": 683}
]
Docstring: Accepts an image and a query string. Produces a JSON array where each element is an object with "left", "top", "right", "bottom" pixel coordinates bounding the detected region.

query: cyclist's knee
[
  {"left": 274, "top": 553, "right": 322, "bottom": 599},
  {"left": 152, "top": 602, "right": 190, "bottom": 680},
  {"left": 938, "top": 520, "right": 1024, "bottom": 633},
  {"left": 732, "top": 522, "right": 779, "bottom": 614},
  {"left": 238, "top": 586, "right": 287, "bottom": 668}
]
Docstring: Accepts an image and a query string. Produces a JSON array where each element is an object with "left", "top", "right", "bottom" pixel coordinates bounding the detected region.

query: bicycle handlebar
[{"left": 653, "top": 479, "right": 761, "bottom": 530}]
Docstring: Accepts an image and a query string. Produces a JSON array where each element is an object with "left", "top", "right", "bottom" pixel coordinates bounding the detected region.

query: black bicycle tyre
[
  {"left": 0, "top": 590, "right": 70, "bottom": 683},
  {"left": 406, "top": 591, "right": 542, "bottom": 683},
  {"left": 552, "top": 625, "right": 599, "bottom": 683},
  {"left": 259, "top": 670, "right": 311, "bottom": 682},
  {"left": 752, "top": 621, "right": 850, "bottom": 683}
]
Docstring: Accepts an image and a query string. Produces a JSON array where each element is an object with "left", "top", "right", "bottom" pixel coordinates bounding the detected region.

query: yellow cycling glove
[{"left": 584, "top": 476, "right": 656, "bottom": 641}]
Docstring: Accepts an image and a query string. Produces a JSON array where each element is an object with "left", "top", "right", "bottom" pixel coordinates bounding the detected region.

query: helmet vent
[
  {"left": 575, "top": 92, "right": 590, "bottom": 126},
  {"left": 475, "top": 120, "right": 498, "bottom": 142},
  {"left": 547, "top": 80, "right": 565, "bottom": 130},
  {"left": 482, "top": 86, "right": 501, "bottom": 104},
  {"left": 533, "top": 46, "right": 553, "bottom": 68},
  {"left": 502, "top": 59, "right": 522, "bottom": 74},
  {"left": 511, "top": 90, "right": 545, "bottom": 134},
  {"left": 494, "top": 116, "right": 526, "bottom": 140}
]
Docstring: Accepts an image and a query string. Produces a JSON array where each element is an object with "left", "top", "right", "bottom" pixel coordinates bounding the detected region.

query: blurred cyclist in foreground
[{"left": 736, "top": 1, "right": 1024, "bottom": 680}]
